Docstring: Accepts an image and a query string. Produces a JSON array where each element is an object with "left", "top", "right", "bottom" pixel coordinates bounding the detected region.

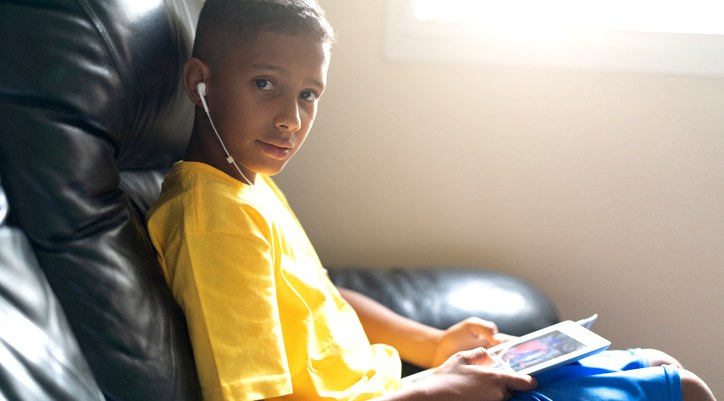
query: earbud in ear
[
  {"left": 197, "top": 82, "right": 210, "bottom": 113},
  {"left": 197, "top": 82, "right": 207, "bottom": 97}
]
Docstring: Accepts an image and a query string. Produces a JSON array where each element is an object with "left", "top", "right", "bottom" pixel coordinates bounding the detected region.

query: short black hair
[{"left": 192, "top": 0, "right": 335, "bottom": 66}]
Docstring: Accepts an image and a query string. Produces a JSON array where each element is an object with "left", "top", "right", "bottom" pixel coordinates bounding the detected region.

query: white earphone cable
[{"left": 197, "top": 83, "right": 254, "bottom": 186}]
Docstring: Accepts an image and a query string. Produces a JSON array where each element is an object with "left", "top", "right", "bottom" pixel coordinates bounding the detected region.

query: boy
[{"left": 147, "top": 1, "right": 716, "bottom": 400}]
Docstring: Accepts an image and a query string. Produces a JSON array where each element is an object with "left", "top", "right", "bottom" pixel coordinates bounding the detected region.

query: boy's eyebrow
[
  {"left": 252, "top": 63, "right": 325, "bottom": 90},
  {"left": 252, "top": 62, "right": 287, "bottom": 73}
]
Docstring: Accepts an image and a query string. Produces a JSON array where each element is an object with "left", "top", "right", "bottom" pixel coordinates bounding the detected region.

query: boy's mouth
[{"left": 257, "top": 140, "right": 292, "bottom": 160}]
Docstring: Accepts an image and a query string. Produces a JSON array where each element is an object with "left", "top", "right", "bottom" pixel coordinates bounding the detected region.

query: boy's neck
[{"left": 184, "top": 119, "right": 257, "bottom": 185}]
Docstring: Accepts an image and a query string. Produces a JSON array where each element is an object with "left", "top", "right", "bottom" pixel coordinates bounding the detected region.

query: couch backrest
[
  {"left": 0, "top": 0, "right": 202, "bottom": 399},
  {"left": 0, "top": 179, "right": 106, "bottom": 401}
]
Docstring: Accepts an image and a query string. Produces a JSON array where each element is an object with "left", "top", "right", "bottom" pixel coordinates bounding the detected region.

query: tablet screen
[{"left": 491, "top": 330, "right": 586, "bottom": 372}]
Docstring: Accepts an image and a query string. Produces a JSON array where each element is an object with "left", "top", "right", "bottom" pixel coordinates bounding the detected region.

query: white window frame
[{"left": 386, "top": 0, "right": 724, "bottom": 76}]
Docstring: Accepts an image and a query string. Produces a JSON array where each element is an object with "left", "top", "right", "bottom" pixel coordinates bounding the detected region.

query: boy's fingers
[
  {"left": 465, "top": 318, "right": 498, "bottom": 340},
  {"left": 493, "top": 333, "right": 517, "bottom": 344},
  {"left": 504, "top": 373, "right": 538, "bottom": 392}
]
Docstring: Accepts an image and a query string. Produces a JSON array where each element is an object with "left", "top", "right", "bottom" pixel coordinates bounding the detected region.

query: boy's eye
[
  {"left": 255, "top": 79, "right": 275, "bottom": 91},
  {"left": 300, "top": 90, "right": 319, "bottom": 102}
]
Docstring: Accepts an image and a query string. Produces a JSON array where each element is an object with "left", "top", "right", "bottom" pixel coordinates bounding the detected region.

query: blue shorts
[{"left": 512, "top": 349, "right": 682, "bottom": 401}]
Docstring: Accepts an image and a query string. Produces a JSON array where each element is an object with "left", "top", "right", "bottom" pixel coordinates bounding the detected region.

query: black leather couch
[{"left": 0, "top": 1, "right": 558, "bottom": 400}]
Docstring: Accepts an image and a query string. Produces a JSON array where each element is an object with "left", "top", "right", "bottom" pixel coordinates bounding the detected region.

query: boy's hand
[
  {"left": 423, "top": 347, "right": 537, "bottom": 401},
  {"left": 431, "top": 317, "right": 515, "bottom": 367}
]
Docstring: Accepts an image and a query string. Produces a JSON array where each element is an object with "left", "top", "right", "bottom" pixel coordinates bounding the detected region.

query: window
[{"left": 386, "top": 0, "right": 724, "bottom": 76}]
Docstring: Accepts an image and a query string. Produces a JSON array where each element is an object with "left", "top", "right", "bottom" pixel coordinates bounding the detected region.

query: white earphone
[
  {"left": 196, "top": 82, "right": 253, "bottom": 186},
  {"left": 197, "top": 82, "right": 209, "bottom": 112}
]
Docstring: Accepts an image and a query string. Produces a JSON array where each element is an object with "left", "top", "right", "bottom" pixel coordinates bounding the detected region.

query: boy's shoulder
[
  {"left": 159, "top": 162, "right": 248, "bottom": 200},
  {"left": 148, "top": 162, "right": 241, "bottom": 223},
  {"left": 148, "top": 161, "right": 277, "bottom": 234}
]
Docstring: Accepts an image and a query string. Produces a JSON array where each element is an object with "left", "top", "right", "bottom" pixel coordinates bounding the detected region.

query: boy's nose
[{"left": 274, "top": 97, "right": 302, "bottom": 132}]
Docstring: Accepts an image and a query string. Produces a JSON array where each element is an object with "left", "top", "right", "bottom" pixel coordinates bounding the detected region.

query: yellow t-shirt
[{"left": 147, "top": 162, "right": 401, "bottom": 401}]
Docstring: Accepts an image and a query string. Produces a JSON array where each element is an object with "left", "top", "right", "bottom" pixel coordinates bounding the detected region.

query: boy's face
[{"left": 201, "top": 31, "right": 330, "bottom": 181}]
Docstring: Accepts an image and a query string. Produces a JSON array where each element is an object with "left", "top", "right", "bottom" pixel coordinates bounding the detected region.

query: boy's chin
[{"left": 257, "top": 162, "right": 291, "bottom": 177}]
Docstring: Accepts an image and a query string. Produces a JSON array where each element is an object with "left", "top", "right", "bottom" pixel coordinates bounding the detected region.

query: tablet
[
  {"left": 486, "top": 320, "right": 610, "bottom": 375},
  {"left": 402, "top": 319, "right": 610, "bottom": 386}
]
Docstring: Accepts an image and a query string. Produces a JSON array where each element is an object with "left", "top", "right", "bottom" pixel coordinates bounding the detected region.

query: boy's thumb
[{"left": 458, "top": 347, "right": 493, "bottom": 366}]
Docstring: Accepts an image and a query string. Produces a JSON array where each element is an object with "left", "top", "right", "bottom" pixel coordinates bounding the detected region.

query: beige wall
[{"left": 276, "top": 1, "right": 724, "bottom": 394}]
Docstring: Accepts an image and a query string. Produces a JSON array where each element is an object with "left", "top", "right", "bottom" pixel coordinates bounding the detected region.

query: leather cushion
[{"left": 0, "top": 1, "right": 202, "bottom": 399}]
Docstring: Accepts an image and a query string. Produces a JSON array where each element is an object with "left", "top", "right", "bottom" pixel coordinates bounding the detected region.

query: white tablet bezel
[{"left": 486, "top": 320, "right": 610, "bottom": 376}]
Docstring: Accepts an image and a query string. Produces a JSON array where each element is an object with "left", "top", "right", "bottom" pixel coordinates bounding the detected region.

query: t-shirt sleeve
[{"left": 169, "top": 221, "right": 292, "bottom": 401}]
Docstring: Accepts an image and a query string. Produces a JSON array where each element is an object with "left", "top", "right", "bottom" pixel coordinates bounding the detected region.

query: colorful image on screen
[{"left": 491, "top": 330, "right": 586, "bottom": 372}]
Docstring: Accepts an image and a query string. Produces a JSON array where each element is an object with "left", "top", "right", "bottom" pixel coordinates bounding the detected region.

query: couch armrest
[{"left": 327, "top": 266, "right": 559, "bottom": 375}]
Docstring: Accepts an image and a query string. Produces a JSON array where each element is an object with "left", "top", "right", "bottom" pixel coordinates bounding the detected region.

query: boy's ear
[{"left": 183, "top": 58, "right": 210, "bottom": 107}]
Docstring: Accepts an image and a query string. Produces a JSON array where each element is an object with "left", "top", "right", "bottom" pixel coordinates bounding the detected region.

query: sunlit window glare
[
  {"left": 387, "top": 0, "right": 724, "bottom": 75},
  {"left": 414, "top": 0, "right": 724, "bottom": 36}
]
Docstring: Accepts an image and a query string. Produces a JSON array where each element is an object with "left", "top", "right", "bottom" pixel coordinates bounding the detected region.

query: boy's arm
[
  {"left": 255, "top": 348, "right": 536, "bottom": 401},
  {"left": 338, "top": 288, "right": 504, "bottom": 368},
  {"left": 375, "top": 347, "right": 537, "bottom": 401},
  {"left": 338, "top": 287, "right": 442, "bottom": 368}
]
